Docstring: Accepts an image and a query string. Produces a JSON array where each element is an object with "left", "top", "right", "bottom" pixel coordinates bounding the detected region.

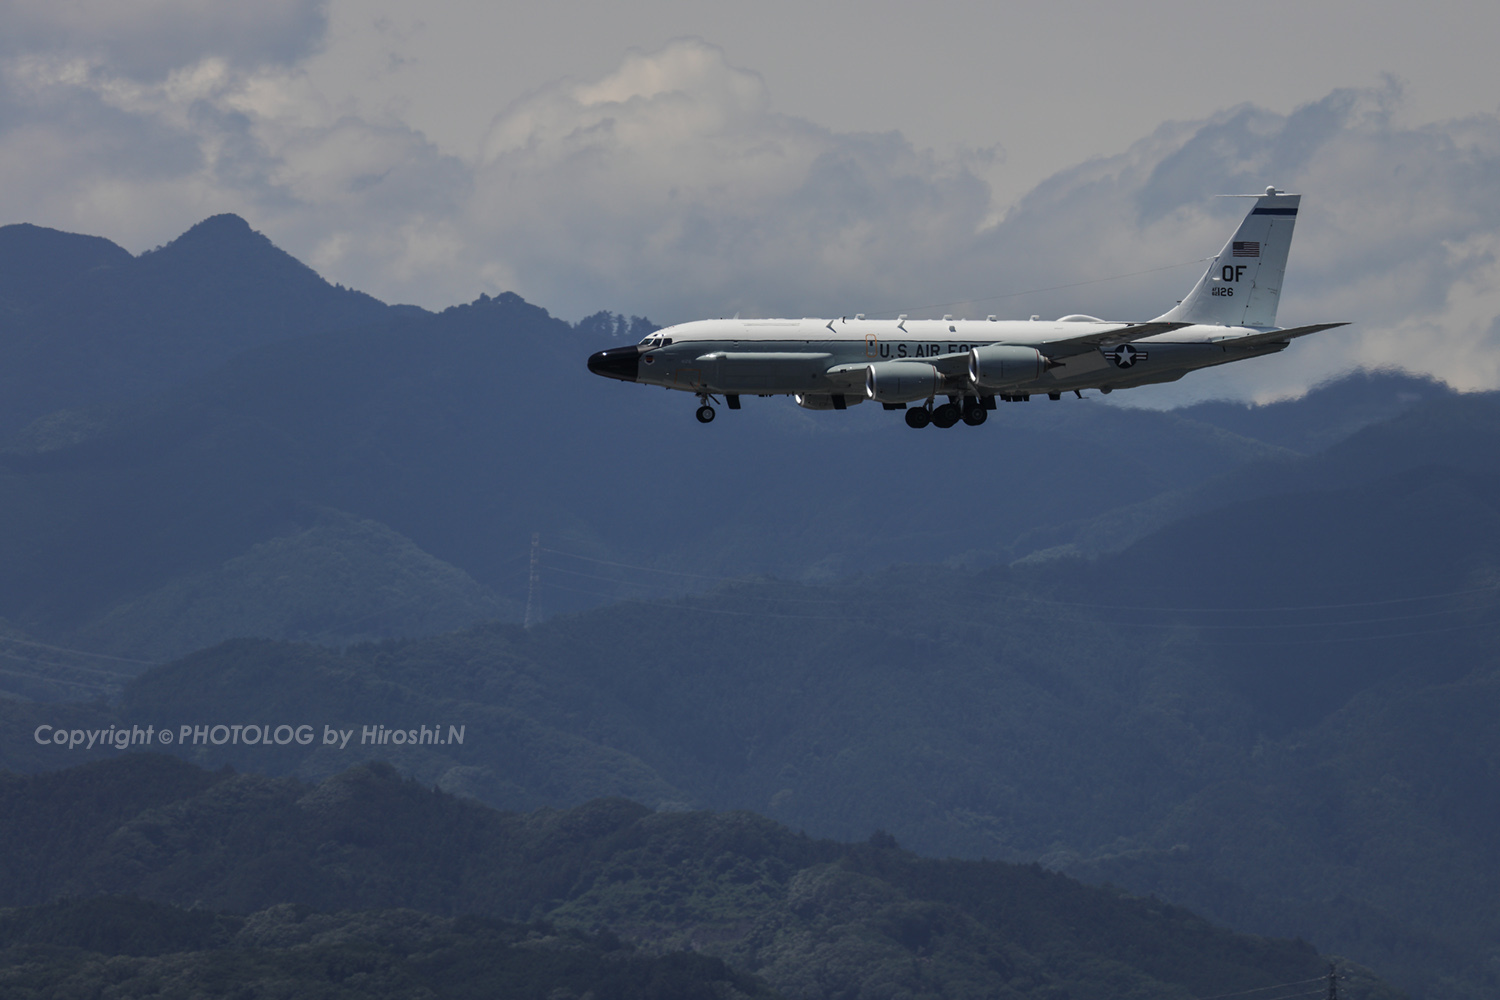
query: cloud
[
  {"left": 985, "top": 82, "right": 1500, "bottom": 399},
  {"left": 0, "top": 33, "right": 1498, "bottom": 401},
  {"left": 468, "top": 40, "right": 992, "bottom": 320},
  {"left": 0, "top": 49, "right": 467, "bottom": 286},
  {"left": 2, "top": 0, "right": 328, "bottom": 79}
]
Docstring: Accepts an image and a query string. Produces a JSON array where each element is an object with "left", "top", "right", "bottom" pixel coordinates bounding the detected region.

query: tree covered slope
[{"left": 0, "top": 756, "right": 1393, "bottom": 1000}]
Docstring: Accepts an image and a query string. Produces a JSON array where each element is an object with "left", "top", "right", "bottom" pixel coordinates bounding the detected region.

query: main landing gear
[{"left": 906, "top": 396, "right": 992, "bottom": 428}]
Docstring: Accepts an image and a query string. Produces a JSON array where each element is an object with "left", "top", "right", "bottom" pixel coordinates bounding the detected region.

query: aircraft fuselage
[{"left": 593, "top": 316, "right": 1287, "bottom": 400}]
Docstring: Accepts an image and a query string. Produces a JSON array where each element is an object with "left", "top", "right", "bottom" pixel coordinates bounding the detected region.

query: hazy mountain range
[
  {"left": 0, "top": 216, "right": 1457, "bottom": 672},
  {"left": 2, "top": 215, "right": 1494, "bottom": 998}
]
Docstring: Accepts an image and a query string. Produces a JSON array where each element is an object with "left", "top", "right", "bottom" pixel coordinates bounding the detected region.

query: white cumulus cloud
[
  {"left": 985, "top": 83, "right": 1500, "bottom": 399},
  {"left": 1, "top": 30, "right": 1498, "bottom": 402},
  {"left": 466, "top": 39, "right": 992, "bottom": 321}
]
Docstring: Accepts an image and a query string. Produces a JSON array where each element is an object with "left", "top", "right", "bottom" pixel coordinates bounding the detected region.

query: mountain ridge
[
  {"left": 0, "top": 214, "right": 421, "bottom": 434},
  {"left": 0, "top": 755, "right": 1396, "bottom": 1000},
  {"left": 0, "top": 216, "right": 1489, "bottom": 998}
]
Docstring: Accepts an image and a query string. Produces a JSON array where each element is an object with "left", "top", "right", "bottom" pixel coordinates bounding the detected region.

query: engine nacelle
[
  {"left": 794, "top": 393, "right": 863, "bottom": 410},
  {"left": 864, "top": 361, "right": 940, "bottom": 404},
  {"left": 968, "top": 344, "right": 1047, "bottom": 390}
]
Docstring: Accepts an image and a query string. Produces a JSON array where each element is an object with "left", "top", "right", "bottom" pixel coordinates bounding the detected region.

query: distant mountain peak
[
  {"left": 0, "top": 214, "right": 414, "bottom": 434},
  {"left": 130, "top": 214, "right": 347, "bottom": 302},
  {"left": 181, "top": 213, "right": 255, "bottom": 237},
  {"left": 152, "top": 213, "right": 283, "bottom": 260}
]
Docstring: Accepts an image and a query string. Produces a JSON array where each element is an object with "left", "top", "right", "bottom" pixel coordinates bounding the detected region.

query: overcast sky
[{"left": 3, "top": 0, "right": 1499, "bottom": 402}]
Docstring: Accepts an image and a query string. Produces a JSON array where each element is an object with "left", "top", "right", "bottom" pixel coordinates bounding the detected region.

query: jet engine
[
  {"left": 968, "top": 345, "right": 1047, "bottom": 390},
  {"left": 864, "top": 361, "right": 940, "bottom": 404}
]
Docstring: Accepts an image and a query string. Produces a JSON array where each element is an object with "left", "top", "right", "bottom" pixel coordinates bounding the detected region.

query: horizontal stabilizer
[
  {"left": 1211, "top": 322, "right": 1348, "bottom": 350},
  {"left": 1042, "top": 321, "right": 1191, "bottom": 359}
]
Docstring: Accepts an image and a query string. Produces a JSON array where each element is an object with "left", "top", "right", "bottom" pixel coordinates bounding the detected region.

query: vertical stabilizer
[{"left": 1156, "top": 189, "right": 1299, "bottom": 328}]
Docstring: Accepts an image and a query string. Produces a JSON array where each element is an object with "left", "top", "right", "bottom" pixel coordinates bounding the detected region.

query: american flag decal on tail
[{"left": 1232, "top": 241, "right": 1260, "bottom": 257}]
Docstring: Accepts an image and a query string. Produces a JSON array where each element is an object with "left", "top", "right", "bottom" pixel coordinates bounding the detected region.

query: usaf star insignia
[{"left": 1105, "top": 343, "right": 1147, "bottom": 369}]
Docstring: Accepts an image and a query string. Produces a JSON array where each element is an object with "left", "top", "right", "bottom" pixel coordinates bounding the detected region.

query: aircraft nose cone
[{"left": 587, "top": 346, "right": 641, "bottom": 382}]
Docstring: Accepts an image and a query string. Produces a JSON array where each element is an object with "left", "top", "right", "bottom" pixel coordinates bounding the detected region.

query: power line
[
  {"left": 979, "top": 580, "right": 1500, "bottom": 615},
  {"left": 893, "top": 602, "right": 1500, "bottom": 646},
  {"left": 1211, "top": 989, "right": 1324, "bottom": 1000},
  {"left": 0, "top": 648, "right": 136, "bottom": 681},
  {"left": 540, "top": 563, "right": 831, "bottom": 601},
  {"left": 538, "top": 546, "right": 754, "bottom": 583},
  {"left": 540, "top": 561, "right": 881, "bottom": 605},
  {"left": 538, "top": 577, "right": 1500, "bottom": 647},
  {"left": 540, "top": 565, "right": 662, "bottom": 588},
  {"left": 1194, "top": 976, "right": 1325, "bottom": 1000},
  {"left": 535, "top": 544, "right": 1500, "bottom": 617},
  {"left": 529, "top": 545, "right": 1500, "bottom": 643},
  {"left": 0, "top": 634, "right": 154, "bottom": 666},
  {"left": 538, "top": 581, "right": 864, "bottom": 623},
  {"left": 0, "top": 666, "right": 114, "bottom": 694},
  {"left": 1037, "top": 602, "right": 1498, "bottom": 631},
  {"left": 1184, "top": 614, "right": 1500, "bottom": 646}
]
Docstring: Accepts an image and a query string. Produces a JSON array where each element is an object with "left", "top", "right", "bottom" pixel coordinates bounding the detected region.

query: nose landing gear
[{"left": 695, "top": 393, "right": 717, "bottom": 423}]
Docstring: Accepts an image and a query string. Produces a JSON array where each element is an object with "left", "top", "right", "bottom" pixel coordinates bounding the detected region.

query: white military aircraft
[{"left": 587, "top": 188, "right": 1346, "bottom": 427}]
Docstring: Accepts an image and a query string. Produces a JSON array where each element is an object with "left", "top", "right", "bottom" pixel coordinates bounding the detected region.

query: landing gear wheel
[
  {"left": 962, "top": 401, "right": 987, "bottom": 426},
  {"left": 695, "top": 405, "right": 716, "bottom": 423},
  {"left": 905, "top": 407, "right": 931, "bottom": 428},
  {"left": 931, "top": 402, "right": 960, "bottom": 428}
]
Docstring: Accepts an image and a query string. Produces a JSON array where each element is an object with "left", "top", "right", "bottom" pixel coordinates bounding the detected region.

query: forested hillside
[
  {"left": 7, "top": 387, "right": 1496, "bottom": 995},
  {"left": 0, "top": 755, "right": 1395, "bottom": 1000},
  {"left": 7, "top": 421, "right": 1495, "bottom": 996},
  {"left": 0, "top": 216, "right": 1488, "bottom": 998},
  {"left": 0, "top": 897, "right": 775, "bottom": 1000}
]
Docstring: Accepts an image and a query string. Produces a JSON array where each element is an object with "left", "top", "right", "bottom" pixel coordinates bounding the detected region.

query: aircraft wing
[
  {"left": 1039, "top": 321, "right": 1192, "bottom": 359},
  {"left": 1210, "top": 323, "right": 1349, "bottom": 350},
  {"left": 826, "top": 351, "right": 972, "bottom": 382},
  {"left": 892, "top": 352, "right": 972, "bottom": 376},
  {"left": 825, "top": 325, "right": 1192, "bottom": 381}
]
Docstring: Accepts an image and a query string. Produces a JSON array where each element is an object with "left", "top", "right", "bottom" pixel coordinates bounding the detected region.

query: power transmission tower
[
  {"left": 1326, "top": 963, "right": 1339, "bottom": 1000},
  {"left": 524, "top": 532, "right": 540, "bottom": 629}
]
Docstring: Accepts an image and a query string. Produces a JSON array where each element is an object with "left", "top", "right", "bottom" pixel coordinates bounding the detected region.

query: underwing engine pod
[
  {"left": 968, "top": 345, "right": 1049, "bottom": 391},
  {"left": 865, "top": 361, "right": 941, "bottom": 404}
]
